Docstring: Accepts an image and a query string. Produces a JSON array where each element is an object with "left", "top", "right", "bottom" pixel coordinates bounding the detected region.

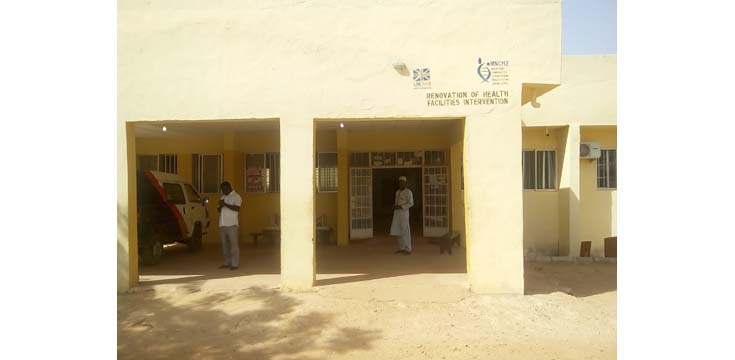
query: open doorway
[
  {"left": 372, "top": 168, "right": 423, "bottom": 237},
  {"left": 132, "top": 119, "right": 282, "bottom": 287}
]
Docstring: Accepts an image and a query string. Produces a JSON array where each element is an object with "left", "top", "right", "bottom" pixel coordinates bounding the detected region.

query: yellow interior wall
[
  {"left": 522, "top": 127, "right": 561, "bottom": 256},
  {"left": 135, "top": 130, "right": 282, "bottom": 245},
  {"left": 580, "top": 126, "right": 617, "bottom": 256},
  {"left": 314, "top": 122, "right": 464, "bottom": 242},
  {"left": 235, "top": 130, "right": 280, "bottom": 244},
  {"left": 449, "top": 121, "right": 465, "bottom": 246},
  {"left": 346, "top": 126, "right": 452, "bottom": 151}
]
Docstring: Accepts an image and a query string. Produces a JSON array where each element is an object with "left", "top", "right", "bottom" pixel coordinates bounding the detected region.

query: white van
[{"left": 137, "top": 170, "right": 210, "bottom": 265}]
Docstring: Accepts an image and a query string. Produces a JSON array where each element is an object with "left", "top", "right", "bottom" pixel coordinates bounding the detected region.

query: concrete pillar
[
  {"left": 557, "top": 124, "right": 581, "bottom": 257},
  {"left": 336, "top": 127, "right": 349, "bottom": 246},
  {"left": 117, "top": 122, "right": 138, "bottom": 292},
  {"left": 279, "top": 116, "right": 315, "bottom": 290},
  {"left": 464, "top": 110, "right": 524, "bottom": 294}
]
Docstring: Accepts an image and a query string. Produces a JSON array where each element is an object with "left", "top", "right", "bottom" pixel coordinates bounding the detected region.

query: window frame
[
  {"left": 265, "top": 152, "right": 280, "bottom": 193},
  {"left": 158, "top": 154, "right": 178, "bottom": 174},
  {"left": 596, "top": 148, "right": 617, "bottom": 190},
  {"left": 193, "top": 153, "right": 224, "bottom": 195},
  {"left": 137, "top": 154, "right": 178, "bottom": 174},
  {"left": 316, "top": 152, "right": 339, "bottom": 193},
  {"left": 522, "top": 148, "right": 557, "bottom": 191},
  {"left": 245, "top": 152, "right": 281, "bottom": 193}
]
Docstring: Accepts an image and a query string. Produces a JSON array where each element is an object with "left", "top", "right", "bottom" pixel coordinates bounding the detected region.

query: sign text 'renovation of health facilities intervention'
[{"left": 426, "top": 90, "right": 509, "bottom": 107}]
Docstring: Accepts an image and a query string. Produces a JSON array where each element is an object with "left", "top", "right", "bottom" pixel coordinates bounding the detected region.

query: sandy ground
[{"left": 118, "top": 237, "right": 616, "bottom": 359}]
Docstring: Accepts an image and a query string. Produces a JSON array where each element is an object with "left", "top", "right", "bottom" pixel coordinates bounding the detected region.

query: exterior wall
[
  {"left": 522, "top": 55, "right": 617, "bottom": 126},
  {"left": 522, "top": 127, "right": 561, "bottom": 255},
  {"left": 118, "top": 0, "right": 563, "bottom": 292},
  {"left": 520, "top": 55, "right": 617, "bottom": 257},
  {"left": 580, "top": 126, "right": 617, "bottom": 257}
]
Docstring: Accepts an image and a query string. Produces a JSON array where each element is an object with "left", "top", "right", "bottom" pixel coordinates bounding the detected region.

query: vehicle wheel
[
  {"left": 141, "top": 234, "right": 163, "bottom": 265},
  {"left": 188, "top": 223, "right": 203, "bottom": 252}
]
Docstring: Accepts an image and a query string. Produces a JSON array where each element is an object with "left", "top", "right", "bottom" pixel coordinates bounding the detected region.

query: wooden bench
[
  {"left": 439, "top": 231, "right": 461, "bottom": 255},
  {"left": 249, "top": 232, "right": 264, "bottom": 247},
  {"left": 316, "top": 226, "right": 334, "bottom": 245},
  {"left": 263, "top": 226, "right": 280, "bottom": 245}
]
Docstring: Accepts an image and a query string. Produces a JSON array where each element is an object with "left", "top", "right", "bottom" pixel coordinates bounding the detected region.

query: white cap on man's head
[{"left": 398, "top": 176, "right": 407, "bottom": 182}]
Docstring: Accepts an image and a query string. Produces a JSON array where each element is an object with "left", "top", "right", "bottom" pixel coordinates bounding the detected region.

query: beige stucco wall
[
  {"left": 118, "top": 0, "right": 564, "bottom": 293},
  {"left": 519, "top": 54, "right": 617, "bottom": 257},
  {"left": 522, "top": 127, "right": 561, "bottom": 256},
  {"left": 522, "top": 55, "right": 617, "bottom": 126},
  {"left": 580, "top": 126, "right": 617, "bottom": 257}
]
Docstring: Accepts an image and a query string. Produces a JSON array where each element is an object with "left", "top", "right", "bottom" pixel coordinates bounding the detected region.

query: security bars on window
[
  {"left": 597, "top": 149, "right": 617, "bottom": 189},
  {"left": 137, "top": 154, "right": 177, "bottom": 174},
  {"left": 246, "top": 153, "right": 280, "bottom": 193},
  {"left": 317, "top": 152, "right": 338, "bottom": 192},
  {"left": 192, "top": 153, "right": 223, "bottom": 194},
  {"left": 522, "top": 150, "right": 556, "bottom": 190}
]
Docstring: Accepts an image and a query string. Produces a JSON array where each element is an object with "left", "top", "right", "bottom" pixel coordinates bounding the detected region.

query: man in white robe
[{"left": 390, "top": 176, "right": 414, "bottom": 255}]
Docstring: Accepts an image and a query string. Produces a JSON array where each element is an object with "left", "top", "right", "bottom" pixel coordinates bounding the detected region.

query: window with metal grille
[
  {"left": 424, "top": 150, "right": 447, "bottom": 166},
  {"left": 265, "top": 152, "right": 280, "bottom": 193},
  {"left": 192, "top": 154, "right": 223, "bottom": 194},
  {"left": 597, "top": 149, "right": 617, "bottom": 189},
  {"left": 246, "top": 153, "right": 280, "bottom": 193},
  {"left": 350, "top": 152, "right": 370, "bottom": 167},
  {"left": 245, "top": 153, "right": 265, "bottom": 193},
  {"left": 137, "top": 154, "right": 177, "bottom": 174},
  {"left": 522, "top": 150, "right": 556, "bottom": 190},
  {"left": 317, "top": 152, "right": 338, "bottom": 192},
  {"left": 158, "top": 154, "right": 177, "bottom": 174},
  {"left": 137, "top": 155, "right": 158, "bottom": 172}
]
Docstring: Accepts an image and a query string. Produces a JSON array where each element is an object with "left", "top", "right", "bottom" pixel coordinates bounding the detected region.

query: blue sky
[{"left": 563, "top": 0, "right": 617, "bottom": 54}]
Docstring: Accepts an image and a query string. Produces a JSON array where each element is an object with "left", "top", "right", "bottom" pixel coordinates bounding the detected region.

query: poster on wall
[{"left": 246, "top": 168, "right": 264, "bottom": 192}]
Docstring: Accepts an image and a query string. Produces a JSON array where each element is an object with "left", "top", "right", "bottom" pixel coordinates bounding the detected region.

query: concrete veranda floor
[{"left": 119, "top": 237, "right": 617, "bottom": 359}]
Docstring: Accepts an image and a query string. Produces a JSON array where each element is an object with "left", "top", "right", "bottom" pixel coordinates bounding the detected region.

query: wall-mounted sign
[
  {"left": 246, "top": 168, "right": 264, "bottom": 192},
  {"left": 425, "top": 90, "right": 509, "bottom": 107},
  {"left": 477, "top": 58, "right": 509, "bottom": 85},
  {"left": 413, "top": 68, "right": 431, "bottom": 89}
]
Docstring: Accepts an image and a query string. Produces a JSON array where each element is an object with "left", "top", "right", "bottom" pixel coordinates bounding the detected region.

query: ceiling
[
  {"left": 315, "top": 119, "right": 461, "bottom": 130},
  {"left": 134, "top": 118, "right": 462, "bottom": 138},
  {"left": 134, "top": 120, "right": 280, "bottom": 138}
]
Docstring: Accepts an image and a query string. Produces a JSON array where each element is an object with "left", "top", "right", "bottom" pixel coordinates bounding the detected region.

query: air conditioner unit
[{"left": 580, "top": 142, "right": 601, "bottom": 159}]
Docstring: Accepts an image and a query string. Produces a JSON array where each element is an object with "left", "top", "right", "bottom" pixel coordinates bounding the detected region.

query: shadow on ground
[
  {"left": 524, "top": 261, "right": 617, "bottom": 297},
  {"left": 118, "top": 284, "right": 381, "bottom": 360},
  {"left": 138, "top": 235, "right": 616, "bottom": 298},
  {"left": 139, "top": 236, "right": 467, "bottom": 287}
]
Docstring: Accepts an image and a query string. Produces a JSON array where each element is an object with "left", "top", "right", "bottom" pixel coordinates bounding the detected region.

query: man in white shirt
[
  {"left": 390, "top": 176, "right": 414, "bottom": 255},
  {"left": 218, "top": 181, "right": 242, "bottom": 270}
]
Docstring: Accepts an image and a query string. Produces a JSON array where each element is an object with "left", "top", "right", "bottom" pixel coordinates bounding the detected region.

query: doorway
[{"left": 371, "top": 168, "right": 423, "bottom": 237}]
